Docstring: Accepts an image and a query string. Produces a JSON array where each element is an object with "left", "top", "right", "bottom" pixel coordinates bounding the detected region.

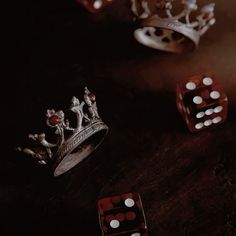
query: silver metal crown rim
[
  {"left": 134, "top": 15, "right": 201, "bottom": 53},
  {"left": 53, "top": 121, "right": 108, "bottom": 176}
]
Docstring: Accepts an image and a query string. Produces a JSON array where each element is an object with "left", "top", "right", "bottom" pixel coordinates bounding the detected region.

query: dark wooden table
[{"left": 1, "top": 0, "right": 236, "bottom": 235}]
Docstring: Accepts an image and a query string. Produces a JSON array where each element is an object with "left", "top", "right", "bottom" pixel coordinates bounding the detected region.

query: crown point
[
  {"left": 209, "top": 18, "right": 216, "bottom": 25},
  {"left": 46, "top": 109, "right": 58, "bottom": 119},
  {"left": 71, "top": 96, "right": 79, "bottom": 105},
  {"left": 201, "top": 3, "right": 215, "bottom": 12},
  {"left": 85, "top": 87, "right": 91, "bottom": 94}
]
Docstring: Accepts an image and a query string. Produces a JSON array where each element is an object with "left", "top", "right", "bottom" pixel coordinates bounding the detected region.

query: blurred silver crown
[
  {"left": 131, "top": 0, "right": 216, "bottom": 53},
  {"left": 17, "top": 87, "right": 108, "bottom": 176}
]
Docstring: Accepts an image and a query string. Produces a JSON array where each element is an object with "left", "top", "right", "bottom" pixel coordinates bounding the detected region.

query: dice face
[
  {"left": 77, "top": 0, "right": 113, "bottom": 12},
  {"left": 98, "top": 193, "right": 148, "bottom": 236},
  {"left": 176, "top": 75, "right": 228, "bottom": 132}
]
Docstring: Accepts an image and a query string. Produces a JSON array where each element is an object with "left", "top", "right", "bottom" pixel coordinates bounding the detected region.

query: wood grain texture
[{"left": 1, "top": 0, "right": 236, "bottom": 235}]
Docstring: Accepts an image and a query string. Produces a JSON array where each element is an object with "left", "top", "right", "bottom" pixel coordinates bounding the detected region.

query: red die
[
  {"left": 98, "top": 193, "right": 148, "bottom": 236},
  {"left": 176, "top": 75, "right": 228, "bottom": 132},
  {"left": 77, "top": 0, "right": 114, "bottom": 12}
]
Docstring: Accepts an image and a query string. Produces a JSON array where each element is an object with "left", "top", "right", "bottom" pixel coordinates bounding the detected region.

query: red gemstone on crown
[
  {"left": 89, "top": 93, "right": 96, "bottom": 102},
  {"left": 49, "top": 115, "right": 61, "bottom": 126},
  {"left": 203, "top": 13, "right": 210, "bottom": 20}
]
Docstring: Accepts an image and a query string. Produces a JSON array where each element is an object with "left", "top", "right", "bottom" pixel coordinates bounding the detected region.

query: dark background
[{"left": 1, "top": 0, "right": 236, "bottom": 235}]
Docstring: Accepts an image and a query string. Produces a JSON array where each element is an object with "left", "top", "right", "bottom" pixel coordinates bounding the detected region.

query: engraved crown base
[
  {"left": 53, "top": 121, "right": 108, "bottom": 176},
  {"left": 134, "top": 16, "right": 200, "bottom": 53}
]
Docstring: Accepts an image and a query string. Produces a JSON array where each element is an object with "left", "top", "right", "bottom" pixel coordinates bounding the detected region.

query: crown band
[
  {"left": 54, "top": 121, "right": 108, "bottom": 176},
  {"left": 18, "top": 87, "right": 108, "bottom": 177},
  {"left": 135, "top": 16, "right": 199, "bottom": 53}
]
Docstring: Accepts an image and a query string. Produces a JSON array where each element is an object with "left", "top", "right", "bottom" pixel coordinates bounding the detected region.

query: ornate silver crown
[
  {"left": 17, "top": 87, "right": 108, "bottom": 177},
  {"left": 131, "top": 0, "right": 216, "bottom": 53}
]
